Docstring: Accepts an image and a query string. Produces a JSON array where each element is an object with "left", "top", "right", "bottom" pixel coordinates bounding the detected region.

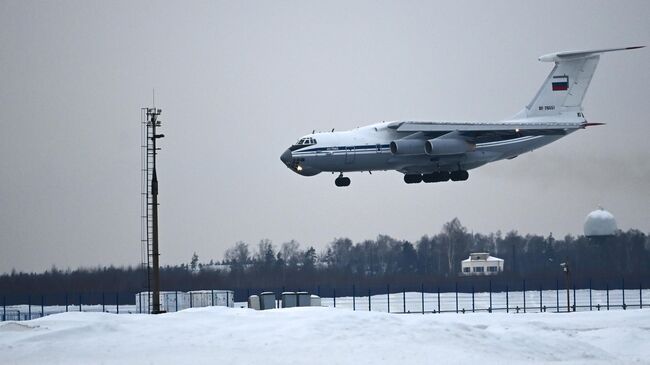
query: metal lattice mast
[
  {"left": 141, "top": 107, "right": 164, "bottom": 314},
  {"left": 140, "top": 108, "right": 151, "bottom": 312}
]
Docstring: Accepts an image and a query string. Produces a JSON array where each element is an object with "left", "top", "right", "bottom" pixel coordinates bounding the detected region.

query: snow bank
[{"left": 1, "top": 307, "right": 648, "bottom": 364}]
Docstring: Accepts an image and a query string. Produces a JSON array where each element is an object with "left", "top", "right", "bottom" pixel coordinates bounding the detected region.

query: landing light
[{"left": 515, "top": 128, "right": 520, "bottom": 133}]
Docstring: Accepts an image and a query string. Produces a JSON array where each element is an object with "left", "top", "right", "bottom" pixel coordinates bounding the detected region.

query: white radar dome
[{"left": 584, "top": 207, "right": 617, "bottom": 237}]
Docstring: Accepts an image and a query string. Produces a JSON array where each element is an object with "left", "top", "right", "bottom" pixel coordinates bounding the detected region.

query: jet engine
[
  {"left": 425, "top": 138, "right": 474, "bottom": 156},
  {"left": 389, "top": 140, "right": 426, "bottom": 155}
]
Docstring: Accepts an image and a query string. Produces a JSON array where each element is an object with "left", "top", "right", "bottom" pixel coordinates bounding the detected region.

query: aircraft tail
[{"left": 513, "top": 46, "right": 643, "bottom": 119}]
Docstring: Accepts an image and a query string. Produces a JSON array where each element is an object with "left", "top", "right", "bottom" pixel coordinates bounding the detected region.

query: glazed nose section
[{"left": 280, "top": 148, "right": 292, "bottom": 165}]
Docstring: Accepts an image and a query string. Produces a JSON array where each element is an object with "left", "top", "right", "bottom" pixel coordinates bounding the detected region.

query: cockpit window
[{"left": 295, "top": 137, "right": 317, "bottom": 146}]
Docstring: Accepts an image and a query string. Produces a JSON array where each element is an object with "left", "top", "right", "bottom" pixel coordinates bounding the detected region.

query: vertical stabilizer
[{"left": 514, "top": 46, "right": 643, "bottom": 119}]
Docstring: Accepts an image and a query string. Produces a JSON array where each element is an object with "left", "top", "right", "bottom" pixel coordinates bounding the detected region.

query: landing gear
[
  {"left": 404, "top": 174, "right": 423, "bottom": 184},
  {"left": 405, "top": 170, "right": 469, "bottom": 184},
  {"left": 422, "top": 171, "right": 450, "bottom": 183},
  {"left": 450, "top": 170, "right": 469, "bottom": 181},
  {"left": 335, "top": 173, "right": 351, "bottom": 187}
]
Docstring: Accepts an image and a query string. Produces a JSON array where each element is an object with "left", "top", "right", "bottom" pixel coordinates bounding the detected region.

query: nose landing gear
[{"left": 335, "top": 173, "right": 351, "bottom": 187}]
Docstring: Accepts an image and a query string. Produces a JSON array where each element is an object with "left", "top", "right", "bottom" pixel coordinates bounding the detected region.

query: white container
[
  {"left": 135, "top": 291, "right": 190, "bottom": 313},
  {"left": 310, "top": 295, "right": 321, "bottom": 307},
  {"left": 188, "top": 290, "right": 212, "bottom": 307},
  {"left": 281, "top": 292, "right": 297, "bottom": 308},
  {"left": 297, "top": 292, "right": 311, "bottom": 307},
  {"left": 188, "top": 290, "right": 235, "bottom": 308},
  {"left": 260, "top": 292, "right": 276, "bottom": 310},
  {"left": 248, "top": 295, "right": 261, "bottom": 310},
  {"left": 213, "top": 290, "right": 235, "bottom": 307}
]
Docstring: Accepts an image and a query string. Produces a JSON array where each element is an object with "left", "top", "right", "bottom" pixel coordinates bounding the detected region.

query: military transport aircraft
[{"left": 280, "top": 46, "right": 643, "bottom": 187}]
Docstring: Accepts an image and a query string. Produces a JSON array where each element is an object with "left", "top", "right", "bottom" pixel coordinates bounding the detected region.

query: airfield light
[
  {"left": 296, "top": 165, "right": 303, "bottom": 172},
  {"left": 515, "top": 128, "right": 520, "bottom": 133}
]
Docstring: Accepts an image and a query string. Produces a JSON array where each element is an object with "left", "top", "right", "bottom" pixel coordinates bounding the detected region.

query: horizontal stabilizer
[{"left": 538, "top": 46, "right": 644, "bottom": 62}]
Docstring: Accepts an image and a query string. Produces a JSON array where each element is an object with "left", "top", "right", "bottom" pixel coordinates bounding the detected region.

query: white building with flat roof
[{"left": 461, "top": 253, "right": 504, "bottom": 275}]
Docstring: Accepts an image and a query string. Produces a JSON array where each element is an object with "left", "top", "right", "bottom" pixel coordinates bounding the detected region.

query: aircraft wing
[
  {"left": 388, "top": 121, "right": 582, "bottom": 133},
  {"left": 387, "top": 120, "right": 592, "bottom": 143}
]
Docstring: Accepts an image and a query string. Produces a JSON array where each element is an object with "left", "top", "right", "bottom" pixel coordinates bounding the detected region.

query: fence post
[
  {"left": 175, "top": 291, "right": 178, "bottom": 312},
  {"left": 489, "top": 280, "right": 492, "bottom": 312},
  {"left": 455, "top": 282, "right": 458, "bottom": 314},
  {"left": 41, "top": 295, "right": 45, "bottom": 318},
  {"left": 387, "top": 284, "right": 390, "bottom": 313},
  {"left": 116, "top": 293, "right": 119, "bottom": 314},
  {"left": 211, "top": 289, "right": 215, "bottom": 307},
  {"left": 539, "top": 286, "right": 542, "bottom": 312},
  {"left": 352, "top": 284, "right": 356, "bottom": 311},
  {"left": 403, "top": 288, "right": 406, "bottom": 313},
  {"left": 421, "top": 283, "right": 425, "bottom": 314},
  {"left": 226, "top": 291, "right": 230, "bottom": 307},
  {"left": 102, "top": 293, "right": 105, "bottom": 313},
  {"left": 65, "top": 293, "right": 69, "bottom": 312},
  {"left": 437, "top": 287, "right": 441, "bottom": 313},
  {"left": 3, "top": 296, "right": 6, "bottom": 321},
  {"left": 190, "top": 292, "right": 193, "bottom": 308},
  {"left": 471, "top": 285, "right": 475, "bottom": 313},
  {"left": 572, "top": 283, "right": 576, "bottom": 312},
  {"left": 640, "top": 283, "right": 643, "bottom": 309},
  {"left": 506, "top": 285, "right": 509, "bottom": 313},
  {"left": 368, "top": 289, "right": 371, "bottom": 312},
  {"left": 606, "top": 283, "right": 610, "bottom": 310},
  {"left": 523, "top": 280, "right": 526, "bottom": 313},
  {"left": 78, "top": 293, "right": 82, "bottom": 312},
  {"left": 333, "top": 288, "right": 336, "bottom": 308},
  {"left": 556, "top": 279, "right": 559, "bottom": 312},
  {"left": 622, "top": 278, "right": 626, "bottom": 310},
  {"left": 589, "top": 279, "right": 592, "bottom": 311}
]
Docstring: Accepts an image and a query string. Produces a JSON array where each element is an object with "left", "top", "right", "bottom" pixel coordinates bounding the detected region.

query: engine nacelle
[
  {"left": 425, "top": 138, "right": 473, "bottom": 156},
  {"left": 390, "top": 140, "right": 426, "bottom": 155}
]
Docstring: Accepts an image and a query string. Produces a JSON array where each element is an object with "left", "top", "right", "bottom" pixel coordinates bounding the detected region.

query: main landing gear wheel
[
  {"left": 450, "top": 170, "right": 469, "bottom": 181},
  {"left": 404, "top": 174, "right": 423, "bottom": 184},
  {"left": 335, "top": 174, "right": 351, "bottom": 187},
  {"left": 423, "top": 171, "right": 450, "bottom": 183}
]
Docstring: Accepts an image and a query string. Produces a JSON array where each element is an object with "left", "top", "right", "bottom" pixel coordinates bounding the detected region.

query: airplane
[{"left": 280, "top": 46, "right": 643, "bottom": 187}]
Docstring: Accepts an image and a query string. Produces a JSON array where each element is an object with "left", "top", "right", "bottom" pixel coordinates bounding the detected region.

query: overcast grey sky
[{"left": 1, "top": 0, "right": 648, "bottom": 273}]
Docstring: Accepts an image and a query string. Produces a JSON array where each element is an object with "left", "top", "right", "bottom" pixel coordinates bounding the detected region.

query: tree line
[{"left": 1, "top": 219, "right": 648, "bottom": 302}]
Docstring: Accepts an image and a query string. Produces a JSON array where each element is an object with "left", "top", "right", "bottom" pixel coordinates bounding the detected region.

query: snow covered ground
[{"left": 1, "top": 306, "right": 648, "bottom": 364}]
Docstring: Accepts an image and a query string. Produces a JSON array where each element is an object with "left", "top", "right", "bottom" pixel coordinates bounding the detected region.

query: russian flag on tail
[{"left": 552, "top": 75, "right": 569, "bottom": 91}]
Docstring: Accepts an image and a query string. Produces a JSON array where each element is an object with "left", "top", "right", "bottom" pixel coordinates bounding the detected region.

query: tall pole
[
  {"left": 148, "top": 108, "right": 164, "bottom": 314},
  {"left": 561, "top": 261, "right": 570, "bottom": 312},
  {"left": 151, "top": 166, "right": 160, "bottom": 313}
]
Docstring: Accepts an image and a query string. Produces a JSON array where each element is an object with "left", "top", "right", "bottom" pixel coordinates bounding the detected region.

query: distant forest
[{"left": 1, "top": 219, "right": 649, "bottom": 302}]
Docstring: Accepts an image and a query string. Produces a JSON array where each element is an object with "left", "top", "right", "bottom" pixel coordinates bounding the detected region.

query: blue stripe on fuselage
[{"left": 292, "top": 144, "right": 390, "bottom": 154}]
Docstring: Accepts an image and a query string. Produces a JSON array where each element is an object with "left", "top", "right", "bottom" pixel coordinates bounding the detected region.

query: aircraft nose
[{"left": 280, "top": 148, "right": 292, "bottom": 165}]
